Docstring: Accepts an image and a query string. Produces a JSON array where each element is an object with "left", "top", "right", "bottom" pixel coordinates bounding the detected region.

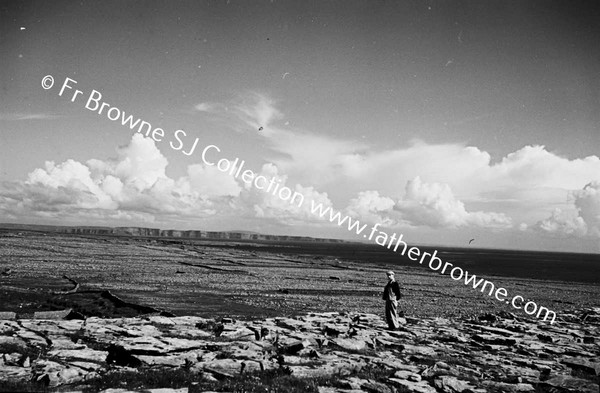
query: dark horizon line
[{"left": 1, "top": 221, "right": 598, "bottom": 257}]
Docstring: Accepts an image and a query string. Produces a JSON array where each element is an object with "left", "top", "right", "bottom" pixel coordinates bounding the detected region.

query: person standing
[{"left": 382, "top": 270, "right": 402, "bottom": 330}]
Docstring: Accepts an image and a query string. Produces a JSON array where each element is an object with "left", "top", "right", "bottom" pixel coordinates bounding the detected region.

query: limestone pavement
[{"left": 1, "top": 307, "right": 599, "bottom": 392}]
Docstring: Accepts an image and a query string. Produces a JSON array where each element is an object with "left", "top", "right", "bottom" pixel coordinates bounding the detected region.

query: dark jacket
[{"left": 382, "top": 281, "right": 402, "bottom": 300}]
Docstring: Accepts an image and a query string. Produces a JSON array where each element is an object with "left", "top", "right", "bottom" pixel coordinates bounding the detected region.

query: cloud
[
  {"left": 346, "top": 191, "right": 396, "bottom": 226},
  {"left": 193, "top": 93, "right": 600, "bottom": 233},
  {"left": 194, "top": 102, "right": 217, "bottom": 112},
  {"left": 0, "top": 134, "right": 237, "bottom": 224},
  {"left": 185, "top": 164, "right": 241, "bottom": 197},
  {"left": 271, "top": 137, "right": 600, "bottom": 228},
  {"left": 235, "top": 163, "right": 333, "bottom": 225},
  {"left": 534, "top": 181, "right": 600, "bottom": 238},
  {"left": 534, "top": 209, "right": 587, "bottom": 237},
  {"left": 7, "top": 91, "right": 599, "bottom": 245},
  {"left": 113, "top": 134, "right": 169, "bottom": 190},
  {"left": 193, "top": 92, "right": 284, "bottom": 136},
  {"left": 232, "top": 92, "right": 282, "bottom": 131},
  {"left": 0, "top": 133, "right": 330, "bottom": 228},
  {"left": 486, "top": 145, "right": 600, "bottom": 191},
  {"left": 344, "top": 178, "right": 512, "bottom": 230},
  {"left": 26, "top": 159, "right": 116, "bottom": 210},
  {"left": 393, "top": 177, "right": 512, "bottom": 229},
  {"left": 575, "top": 182, "right": 600, "bottom": 237},
  {"left": 0, "top": 113, "right": 60, "bottom": 121}
]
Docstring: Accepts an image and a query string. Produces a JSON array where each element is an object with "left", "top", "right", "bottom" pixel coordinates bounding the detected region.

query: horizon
[
  {"left": 3, "top": 221, "right": 600, "bottom": 256},
  {"left": 2, "top": 1, "right": 600, "bottom": 253}
]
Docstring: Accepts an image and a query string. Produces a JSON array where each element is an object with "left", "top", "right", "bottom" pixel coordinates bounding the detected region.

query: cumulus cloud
[
  {"left": 534, "top": 181, "right": 600, "bottom": 238},
  {"left": 576, "top": 182, "right": 600, "bottom": 237},
  {"left": 394, "top": 177, "right": 512, "bottom": 229},
  {"left": 185, "top": 164, "right": 241, "bottom": 197},
  {"left": 346, "top": 191, "right": 396, "bottom": 225},
  {"left": 235, "top": 163, "right": 333, "bottom": 225},
  {"left": 0, "top": 134, "right": 237, "bottom": 224},
  {"left": 0, "top": 132, "right": 334, "bottom": 228},
  {"left": 8, "top": 91, "right": 600, "bottom": 243},
  {"left": 113, "top": 134, "right": 169, "bottom": 190},
  {"left": 26, "top": 159, "right": 116, "bottom": 210},
  {"left": 343, "top": 178, "right": 512, "bottom": 230},
  {"left": 192, "top": 92, "right": 600, "bottom": 234}
]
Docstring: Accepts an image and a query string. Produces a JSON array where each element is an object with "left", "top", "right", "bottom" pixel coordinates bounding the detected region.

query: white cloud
[
  {"left": 0, "top": 113, "right": 60, "bottom": 121},
  {"left": 112, "top": 134, "right": 169, "bottom": 190},
  {"left": 0, "top": 134, "right": 236, "bottom": 223},
  {"left": 346, "top": 190, "right": 396, "bottom": 225},
  {"left": 534, "top": 209, "right": 587, "bottom": 237},
  {"left": 235, "top": 163, "right": 333, "bottom": 225},
  {"left": 575, "top": 182, "right": 600, "bottom": 237},
  {"left": 193, "top": 93, "right": 600, "bottom": 235},
  {"left": 185, "top": 164, "right": 241, "bottom": 197},
  {"left": 534, "top": 181, "right": 600, "bottom": 238},
  {"left": 488, "top": 145, "right": 600, "bottom": 190},
  {"left": 6, "top": 91, "right": 600, "bottom": 248},
  {"left": 394, "top": 177, "right": 512, "bottom": 229},
  {"left": 193, "top": 92, "right": 283, "bottom": 135},
  {"left": 26, "top": 159, "right": 116, "bottom": 210},
  {"left": 194, "top": 102, "right": 216, "bottom": 112},
  {"left": 232, "top": 92, "right": 282, "bottom": 131},
  {"left": 0, "top": 133, "right": 332, "bottom": 228}
]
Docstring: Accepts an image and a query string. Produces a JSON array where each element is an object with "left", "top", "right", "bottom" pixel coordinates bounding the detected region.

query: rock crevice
[{"left": 0, "top": 308, "right": 599, "bottom": 392}]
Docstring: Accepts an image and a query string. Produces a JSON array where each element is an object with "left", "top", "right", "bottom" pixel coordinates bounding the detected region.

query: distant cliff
[{"left": 0, "top": 223, "right": 345, "bottom": 243}]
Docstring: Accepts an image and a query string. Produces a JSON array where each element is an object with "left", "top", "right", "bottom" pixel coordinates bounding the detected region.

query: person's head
[{"left": 386, "top": 270, "right": 395, "bottom": 281}]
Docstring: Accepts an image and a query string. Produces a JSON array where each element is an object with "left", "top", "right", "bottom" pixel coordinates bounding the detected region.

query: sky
[{"left": 1, "top": 0, "right": 600, "bottom": 253}]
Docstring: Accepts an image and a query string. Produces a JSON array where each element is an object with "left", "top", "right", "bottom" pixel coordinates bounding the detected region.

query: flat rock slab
[
  {"left": 540, "top": 375, "right": 599, "bottom": 393},
  {"left": 0, "top": 308, "right": 598, "bottom": 392}
]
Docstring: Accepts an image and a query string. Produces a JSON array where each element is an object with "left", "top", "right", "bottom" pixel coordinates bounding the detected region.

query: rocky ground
[
  {"left": 1, "top": 231, "right": 599, "bottom": 392},
  {"left": 1, "top": 306, "right": 599, "bottom": 392},
  {"left": 2, "top": 232, "right": 599, "bottom": 322}
]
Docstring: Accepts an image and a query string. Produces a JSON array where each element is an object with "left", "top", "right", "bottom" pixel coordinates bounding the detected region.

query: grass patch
[{"left": 80, "top": 367, "right": 321, "bottom": 393}]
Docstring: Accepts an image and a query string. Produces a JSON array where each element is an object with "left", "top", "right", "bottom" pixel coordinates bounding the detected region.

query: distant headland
[{"left": 0, "top": 223, "right": 347, "bottom": 243}]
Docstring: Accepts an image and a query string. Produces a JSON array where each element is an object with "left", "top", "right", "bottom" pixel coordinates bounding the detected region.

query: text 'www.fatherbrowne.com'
[{"left": 309, "top": 200, "right": 557, "bottom": 324}]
